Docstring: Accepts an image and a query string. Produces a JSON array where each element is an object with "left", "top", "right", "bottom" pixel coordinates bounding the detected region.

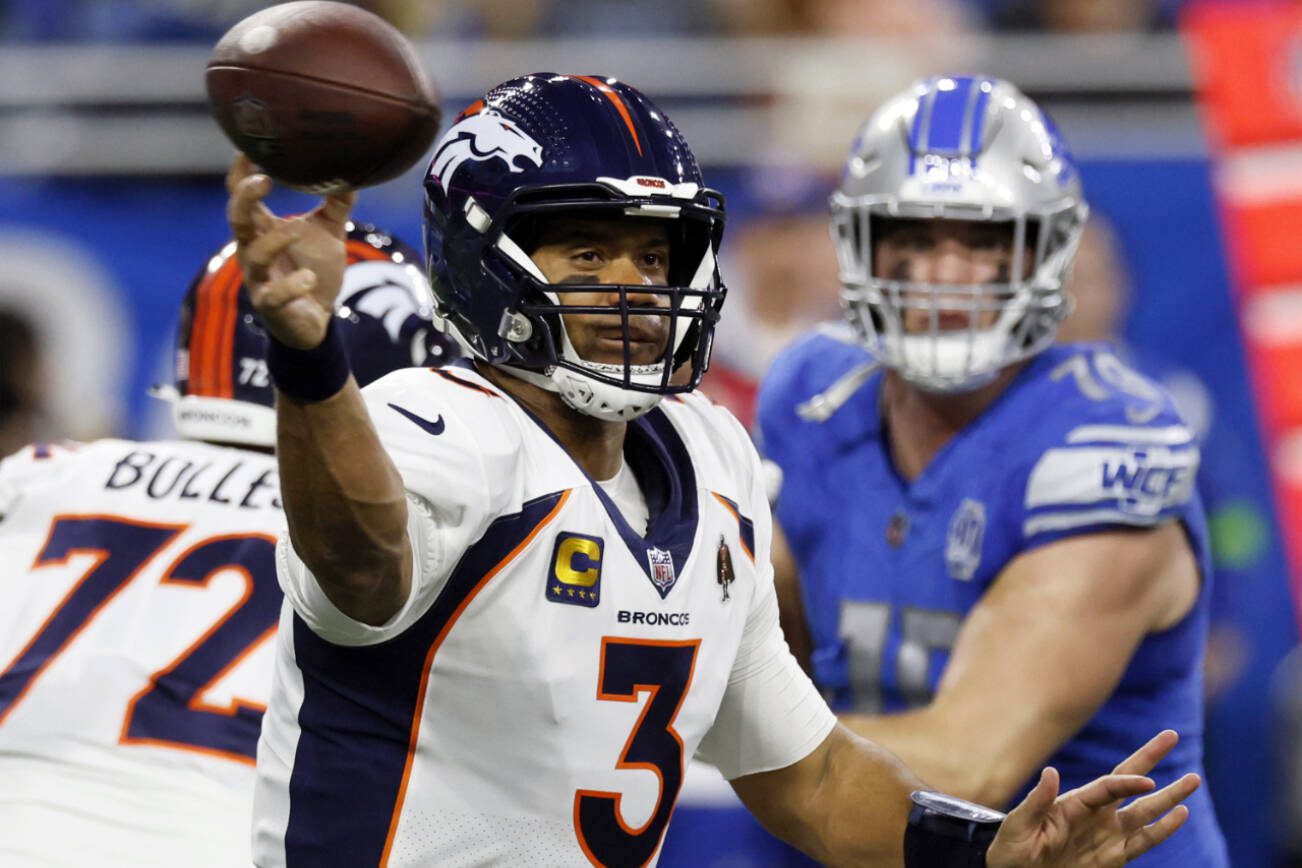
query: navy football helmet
[
  {"left": 423, "top": 73, "right": 727, "bottom": 421},
  {"left": 157, "top": 223, "right": 457, "bottom": 447}
]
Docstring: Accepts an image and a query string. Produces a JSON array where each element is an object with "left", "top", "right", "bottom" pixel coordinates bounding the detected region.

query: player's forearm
[
  {"left": 841, "top": 708, "right": 1038, "bottom": 809},
  {"left": 807, "top": 727, "right": 925, "bottom": 866},
  {"left": 741, "top": 725, "right": 922, "bottom": 867},
  {"left": 276, "top": 379, "right": 411, "bottom": 624}
]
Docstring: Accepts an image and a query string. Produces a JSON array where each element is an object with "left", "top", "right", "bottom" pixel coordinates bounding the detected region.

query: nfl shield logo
[
  {"left": 945, "top": 498, "right": 985, "bottom": 581},
  {"left": 232, "top": 96, "right": 276, "bottom": 139},
  {"left": 646, "top": 547, "right": 677, "bottom": 596}
]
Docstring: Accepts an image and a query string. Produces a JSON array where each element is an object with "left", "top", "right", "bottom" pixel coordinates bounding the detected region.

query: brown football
[{"left": 205, "top": 1, "right": 441, "bottom": 193}]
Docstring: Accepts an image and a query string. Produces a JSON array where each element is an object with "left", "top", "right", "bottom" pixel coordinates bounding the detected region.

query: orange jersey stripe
[{"left": 572, "top": 75, "right": 643, "bottom": 157}]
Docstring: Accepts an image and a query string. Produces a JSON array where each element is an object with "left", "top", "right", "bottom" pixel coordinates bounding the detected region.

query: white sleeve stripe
[
  {"left": 1024, "top": 508, "right": 1173, "bottom": 536},
  {"left": 1025, "top": 445, "right": 1199, "bottom": 511},
  {"left": 1065, "top": 424, "right": 1194, "bottom": 445}
]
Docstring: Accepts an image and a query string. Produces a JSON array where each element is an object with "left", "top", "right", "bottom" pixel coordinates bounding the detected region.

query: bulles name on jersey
[{"left": 103, "top": 446, "right": 280, "bottom": 511}]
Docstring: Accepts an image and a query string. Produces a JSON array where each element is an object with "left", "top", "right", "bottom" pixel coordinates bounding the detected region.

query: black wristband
[
  {"left": 266, "top": 318, "right": 352, "bottom": 403},
  {"left": 904, "top": 791, "right": 1004, "bottom": 868}
]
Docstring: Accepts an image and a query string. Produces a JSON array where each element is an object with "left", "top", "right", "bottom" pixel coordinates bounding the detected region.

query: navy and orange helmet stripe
[
  {"left": 186, "top": 255, "right": 243, "bottom": 400},
  {"left": 571, "top": 75, "right": 643, "bottom": 157},
  {"left": 185, "top": 236, "right": 394, "bottom": 400}
]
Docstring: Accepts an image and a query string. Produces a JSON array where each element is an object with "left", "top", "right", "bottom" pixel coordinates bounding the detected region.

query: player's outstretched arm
[
  {"left": 737, "top": 726, "right": 1196, "bottom": 866},
  {"left": 226, "top": 155, "right": 411, "bottom": 625}
]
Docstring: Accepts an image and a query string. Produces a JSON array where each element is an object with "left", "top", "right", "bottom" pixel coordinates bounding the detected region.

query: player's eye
[
  {"left": 642, "top": 250, "right": 668, "bottom": 269},
  {"left": 572, "top": 249, "right": 603, "bottom": 265}
]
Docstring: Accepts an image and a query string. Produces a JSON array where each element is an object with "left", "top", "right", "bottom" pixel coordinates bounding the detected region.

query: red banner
[{"left": 1185, "top": 1, "right": 1302, "bottom": 622}]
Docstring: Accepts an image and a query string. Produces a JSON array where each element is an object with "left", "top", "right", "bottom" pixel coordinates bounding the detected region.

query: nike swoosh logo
[{"left": 388, "top": 403, "right": 445, "bottom": 436}]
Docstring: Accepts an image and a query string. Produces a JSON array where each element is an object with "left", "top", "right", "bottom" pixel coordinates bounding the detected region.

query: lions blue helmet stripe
[{"left": 907, "top": 76, "right": 995, "bottom": 172}]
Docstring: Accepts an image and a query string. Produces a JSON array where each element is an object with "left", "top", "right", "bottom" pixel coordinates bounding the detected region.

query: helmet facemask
[
  {"left": 453, "top": 186, "right": 727, "bottom": 421},
  {"left": 831, "top": 75, "right": 1089, "bottom": 393},
  {"left": 831, "top": 196, "right": 1085, "bottom": 394}
]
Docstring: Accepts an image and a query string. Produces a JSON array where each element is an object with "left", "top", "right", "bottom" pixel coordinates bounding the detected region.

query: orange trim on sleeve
[{"left": 710, "top": 492, "right": 754, "bottom": 563}]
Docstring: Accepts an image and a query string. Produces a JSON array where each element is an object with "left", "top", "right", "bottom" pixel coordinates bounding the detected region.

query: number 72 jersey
[{"left": 0, "top": 438, "right": 284, "bottom": 867}]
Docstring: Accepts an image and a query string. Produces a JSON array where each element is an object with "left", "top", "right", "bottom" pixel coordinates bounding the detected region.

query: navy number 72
[{"left": 0, "top": 514, "right": 280, "bottom": 763}]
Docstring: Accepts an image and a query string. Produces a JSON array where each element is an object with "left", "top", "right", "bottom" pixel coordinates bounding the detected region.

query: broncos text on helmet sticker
[{"left": 430, "top": 110, "right": 545, "bottom": 193}]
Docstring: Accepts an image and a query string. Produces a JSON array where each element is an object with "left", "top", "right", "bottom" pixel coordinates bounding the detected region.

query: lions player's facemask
[
  {"left": 831, "top": 75, "right": 1088, "bottom": 393},
  {"left": 423, "top": 73, "right": 727, "bottom": 422},
  {"left": 154, "top": 223, "right": 457, "bottom": 448}
]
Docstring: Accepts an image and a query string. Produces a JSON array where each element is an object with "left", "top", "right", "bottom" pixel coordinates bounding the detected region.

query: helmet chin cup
[
  {"left": 556, "top": 369, "right": 663, "bottom": 421},
  {"left": 496, "top": 321, "right": 667, "bottom": 421},
  {"left": 494, "top": 362, "right": 665, "bottom": 421}
]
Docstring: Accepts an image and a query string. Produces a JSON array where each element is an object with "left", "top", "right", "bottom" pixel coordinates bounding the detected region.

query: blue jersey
[{"left": 758, "top": 331, "right": 1228, "bottom": 865}]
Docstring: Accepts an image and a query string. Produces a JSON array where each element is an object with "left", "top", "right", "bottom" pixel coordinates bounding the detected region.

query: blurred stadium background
[{"left": 1, "top": 0, "right": 1299, "bottom": 864}]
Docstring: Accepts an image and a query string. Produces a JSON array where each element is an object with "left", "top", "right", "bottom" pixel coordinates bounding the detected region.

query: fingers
[
  {"left": 227, "top": 167, "right": 276, "bottom": 244},
  {"left": 253, "top": 268, "right": 318, "bottom": 312},
  {"left": 1070, "top": 773, "right": 1156, "bottom": 812},
  {"left": 999, "top": 766, "right": 1059, "bottom": 836},
  {"left": 225, "top": 153, "right": 259, "bottom": 194},
  {"left": 1124, "top": 804, "right": 1190, "bottom": 858},
  {"left": 316, "top": 188, "right": 358, "bottom": 228},
  {"left": 240, "top": 221, "right": 303, "bottom": 286},
  {"left": 1118, "top": 772, "right": 1200, "bottom": 833},
  {"left": 1112, "top": 730, "right": 1179, "bottom": 777}
]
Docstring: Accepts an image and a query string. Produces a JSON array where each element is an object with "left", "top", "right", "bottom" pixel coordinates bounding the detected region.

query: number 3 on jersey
[
  {"left": 0, "top": 515, "right": 280, "bottom": 763},
  {"left": 575, "top": 638, "right": 700, "bottom": 868}
]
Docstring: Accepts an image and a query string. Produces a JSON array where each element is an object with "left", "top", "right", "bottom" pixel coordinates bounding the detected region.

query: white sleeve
[
  {"left": 695, "top": 423, "right": 836, "bottom": 779},
  {"left": 277, "top": 492, "right": 453, "bottom": 646},
  {"left": 274, "top": 371, "right": 517, "bottom": 645}
]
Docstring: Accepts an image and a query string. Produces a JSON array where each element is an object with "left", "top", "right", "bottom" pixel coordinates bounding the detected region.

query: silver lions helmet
[{"left": 831, "top": 75, "right": 1088, "bottom": 393}]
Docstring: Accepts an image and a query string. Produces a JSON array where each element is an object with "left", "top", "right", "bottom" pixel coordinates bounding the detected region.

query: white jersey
[
  {"left": 0, "top": 438, "right": 284, "bottom": 867},
  {"left": 255, "top": 366, "right": 835, "bottom": 868}
]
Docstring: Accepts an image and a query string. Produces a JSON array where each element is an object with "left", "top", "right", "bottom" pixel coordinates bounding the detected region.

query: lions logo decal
[
  {"left": 945, "top": 498, "right": 985, "bottom": 581},
  {"left": 430, "top": 109, "right": 544, "bottom": 193}
]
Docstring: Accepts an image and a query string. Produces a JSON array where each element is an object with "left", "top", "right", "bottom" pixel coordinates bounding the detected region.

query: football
[{"left": 205, "top": 0, "right": 441, "bottom": 193}]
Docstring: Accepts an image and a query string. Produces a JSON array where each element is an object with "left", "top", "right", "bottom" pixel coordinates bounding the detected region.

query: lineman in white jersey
[
  {"left": 236, "top": 73, "right": 1201, "bottom": 868},
  {"left": 0, "top": 225, "right": 450, "bottom": 867}
]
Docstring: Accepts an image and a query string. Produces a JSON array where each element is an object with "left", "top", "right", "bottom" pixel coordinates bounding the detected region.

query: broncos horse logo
[{"left": 430, "top": 110, "right": 545, "bottom": 192}]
